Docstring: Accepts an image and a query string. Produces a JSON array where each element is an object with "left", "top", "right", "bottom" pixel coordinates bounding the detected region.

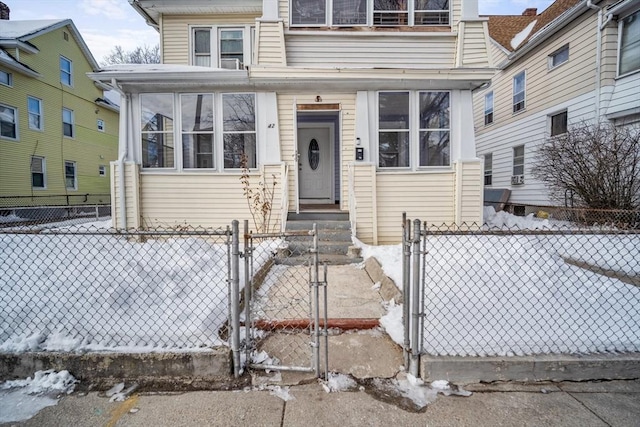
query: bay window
[{"left": 378, "top": 90, "right": 450, "bottom": 169}]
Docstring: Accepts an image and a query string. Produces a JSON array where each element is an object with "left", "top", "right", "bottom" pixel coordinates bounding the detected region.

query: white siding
[
  {"left": 606, "top": 72, "right": 640, "bottom": 119},
  {"left": 351, "top": 162, "right": 377, "bottom": 244}
]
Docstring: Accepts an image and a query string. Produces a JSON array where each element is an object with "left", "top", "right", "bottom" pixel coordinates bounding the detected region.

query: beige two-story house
[
  {"left": 90, "top": 0, "right": 494, "bottom": 243},
  {"left": 473, "top": 0, "right": 639, "bottom": 213}
]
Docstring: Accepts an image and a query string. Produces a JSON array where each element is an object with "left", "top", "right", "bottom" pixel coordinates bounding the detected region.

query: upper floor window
[
  {"left": 550, "top": 110, "right": 567, "bottom": 136},
  {"left": 512, "top": 71, "right": 526, "bottom": 113},
  {"left": 191, "top": 27, "right": 252, "bottom": 69},
  {"left": 513, "top": 145, "right": 525, "bottom": 177},
  {"left": 484, "top": 153, "right": 492, "bottom": 186},
  {"left": 291, "top": 0, "right": 450, "bottom": 27},
  {"left": 62, "top": 108, "right": 74, "bottom": 138},
  {"left": 0, "top": 104, "right": 18, "bottom": 140},
  {"left": 60, "top": 56, "right": 72, "bottom": 86},
  {"left": 484, "top": 91, "right": 494, "bottom": 125},
  {"left": 377, "top": 90, "right": 450, "bottom": 169},
  {"left": 31, "top": 156, "right": 46, "bottom": 189},
  {"left": 548, "top": 44, "right": 569, "bottom": 69},
  {"left": 619, "top": 9, "right": 640, "bottom": 76},
  {"left": 0, "top": 70, "right": 12, "bottom": 87},
  {"left": 28, "top": 97, "right": 43, "bottom": 131}
]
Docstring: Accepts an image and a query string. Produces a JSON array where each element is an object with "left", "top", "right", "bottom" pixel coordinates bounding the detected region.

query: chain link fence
[
  {"left": 0, "top": 224, "right": 233, "bottom": 353},
  {"left": 403, "top": 214, "right": 640, "bottom": 365},
  {"left": 501, "top": 204, "right": 640, "bottom": 230},
  {"left": 0, "top": 194, "right": 110, "bottom": 228}
]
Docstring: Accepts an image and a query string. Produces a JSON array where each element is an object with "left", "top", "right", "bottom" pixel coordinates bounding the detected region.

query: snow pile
[
  {"left": 483, "top": 206, "right": 552, "bottom": 229},
  {"left": 511, "top": 20, "right": 537, "bottom": 50},
  {"left": 321, "top": 372, "right": 358, "bottom": 393},
  {"left": 267, "top": 386, "right": 295, "bottom": 401},
  {"left": 0, "top": 214, "right": 25, "bottom": 224},
  {"left": 0, "top": 370, "right": 76, "bottom": 423},
  {"left": 105, "top": 382, "right": 138, "bottom": 402}
]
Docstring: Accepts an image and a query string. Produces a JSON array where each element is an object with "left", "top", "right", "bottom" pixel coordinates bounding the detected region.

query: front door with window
[{"left": 298, "top": 126, "right": 332, "bottom": 203}]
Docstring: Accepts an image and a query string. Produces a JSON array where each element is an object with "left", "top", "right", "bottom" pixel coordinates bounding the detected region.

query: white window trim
[
  {"left": 617, "top": 8, "right": 640, "bottom": 78},
  {"left": 99, "top": 165, "right": 106, "bottom": 177},
  {"left": 548, "top": 109, "right": 568, "bottom": 137},
  {"left": 97, "top": 119, "right": 105, "bottom": 132},
  {"left": 484, "top": 153, "right": 492, "bottom": 186},
  {"left": 289, "top": 0, "right": 452, "bottom": 27},
  {"left": 0, "top": 70, "right": 12, "bottom": 87},
  {"left": 376, "top": 90, "right": 452, "bottom": 171},
  {"left": 0, "top": 103, "right": 18, "bottom": 141},
  {"left": 139, "top": 92, "right": 259, "bottom": 173},
  {"left": 484, "top": 91, "right": 494, "bottom": 126},
  {"left": 548, "top": 44, "right": 569, "bottom": 70},
  {"left": 31, "top": 156, "right": 46, "bottom": 189},
  {"left": 60, "top": 55, "right": 73, "bottom": 87},
  {"left": 189, "top": 25, "right": 253, "bottom": 69},
  {"left": 62, "top": 108, "right": 74, "bottom": 138},
  {"left": 512, "top": 145, "right": 525, "bottom": 177},
  {"left": 65, "top": 160, "right": 77, "bottom": 190},
  {"left": 27, "top": 96, "right": 43, "bottom": 131},
  {"left": 512, "top": 71, "right": 526, "bottom": 114}
]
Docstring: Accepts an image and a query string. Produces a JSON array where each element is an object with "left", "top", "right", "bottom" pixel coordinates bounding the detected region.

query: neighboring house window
[
  {"left": 192, "top": 27, "right": 252, "bottom": 69},
  {"left": 31, "top": 156, "right": 45, "bottom": 188},
  {"left": 291, "top": 0, "right": 450, "bottom": 27},
  {"left": 28, "top": 97, "right": 43, "bottom": 131},
  {"left": 181, "top": 93, "right": 215, "bottom": 169},
  {"left": 512, "top": 71, "right": 526, "bottom": 113},
  {"left": 484, "top": 91, "right": 494, "bottom": 125},
  {"left": 62, "top": 108, "right": 74, "bottom": 137},
  {"left": 548, "top": 44, "right": 569, "bottom": 69},
  {"left": 513, "top": 145, "right": 525, "bottom": 177},
  {"left": 60, "top": 56, "right": 72, "bottom": 86},
  {"left": 378, "top": 90, "right": 450, "bottom": 168},
  {"left": 0, "top": 104, "right": 17, "bottom": 139},
  {"left": 141, "top": 93, "right": 175, "bottom": 169},
  {"left": 484, "top": 153, "right": 492, "bottom": 186},
  {"left": 99, "top": 165, "right": 106, "bottom": 176},
  {"left": 0, "top": 70, "right": 11, "bottom": 86},
  {"left": 97, "top": 119, "right": 105, "bottom": 132},
  {"left": 550, "top": 110, "right": 568, "bottom": 136},
  {"left": 619, "top": 9, "right": 640, "bottom": 75},
  {"left": 65, "top": 161, "right": 77, "bottom": 190},
  {"left": 223, "top": 93, "right": 256, "bottom": 169}
]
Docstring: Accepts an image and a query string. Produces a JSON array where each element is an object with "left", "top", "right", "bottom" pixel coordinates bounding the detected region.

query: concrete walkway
[{"left": 8, "top": 380, "right": 640, "bottom": 426}]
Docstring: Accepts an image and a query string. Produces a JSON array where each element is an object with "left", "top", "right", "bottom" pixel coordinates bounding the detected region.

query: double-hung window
[
  {"left": 28, "top": 97, "right": 43, "bottom": 131},
  {"left": 512, "top": 71, "right": 526, "bottom": 113},
  {"left": 619, "top": 9, "right": 640, "bottom": 76},
  {"left": 141, "top": 92, "right": 257, "bottom": 171},
  {"left": 191, "top": 27, "right": 252, "bottom": 69},
  {"left": 550, "top": 110, "right": 568, "bottom": 136},
  {"left": 484, "top": 91, "right": 494, "bottom": 125},
  {"left": 65, "top": 161, "right": 77, "bottom": 190},
  {"left": 484, "top": 153, "right": 492, "bottom": 186},
  {"left": 31, "top": 156, "right": 45, "bottom": 188},
  {"left": 0, "top": 70, "right": 11, "bottom": 86},
  {"left": 0, "top": 104, "right": 17, "bottom": 139},
  {"left": 513, "top": 145, "right": 525, "bottom": 176},
  {"left": 60, "top": 56, "right": 72, "bottom": 86},
  {"left": 291, "top": 0, "right": 450, "bottom": 27},
  {"left": 378, "top": 90, "right": 450, "bottom": 169},
  {"left": 62, "top": 108, "right": 74, "bottom": 137}
]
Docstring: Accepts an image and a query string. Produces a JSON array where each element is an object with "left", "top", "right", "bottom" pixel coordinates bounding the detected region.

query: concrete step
[
  {"left": 275, "top": 254, "right": 364, "bottom": 266},
  {"left": 287, "top": 241, "right": 352, "bottom": 255},
  {"left": 287, "top": 212, "right": 349, "bottom": 221},
  {"left": 285, "top": 220, "right": 351, "bottom": 231}
]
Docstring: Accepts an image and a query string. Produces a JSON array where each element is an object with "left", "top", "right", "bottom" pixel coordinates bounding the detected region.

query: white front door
[{"left": 298, "top": 126, "right": 332, "bottom": 203}]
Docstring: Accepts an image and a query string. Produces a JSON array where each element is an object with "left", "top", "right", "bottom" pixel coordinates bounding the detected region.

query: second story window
[
  {"left": 60, "top": 56, "right": 72, "bottom": 86},
  {"left": 484, "top": 153, "right": 492, "bottom": 186},
  {"left": 192, "top": 27, "right": 251, "bottom": 69},
  {"left": 62, "top": 108, "right": 74, "bottom": 138},
  {"left": 548, "top": 44, "right": 569, "bottom": 69},
  {"left": 28, "top": 97, "right": 43, "bottom": 131},
  {"left": 619, "top": 9, "right": 640, "bottom": 76},
  {"left": 484, "top": 91, "right": 494, "bottom": 125},
  {"left": 0, "top": 70, "right": 12, "bottom": 86},
  {"left": 513, "top": 145, "right": 525, "bottom": 178},
  {"left": 550, "top": 110, "right": 568, "bottom": 136},
  {"left": 0, "top": 104, "right": 18, "bottom": 139},
  {"left": 291, "top": 0, "right": 449, "bottom": 27},
  {"left": 512, "top": 71, "right": 526, "bottom": 113}
]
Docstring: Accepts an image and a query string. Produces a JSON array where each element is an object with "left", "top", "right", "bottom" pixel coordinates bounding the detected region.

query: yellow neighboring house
[
  {"left": 91, "top": 0, "right": 493, "bottom": 243},
  {"left": 0, "top": 18, "right": 118, "bottom": 209}
]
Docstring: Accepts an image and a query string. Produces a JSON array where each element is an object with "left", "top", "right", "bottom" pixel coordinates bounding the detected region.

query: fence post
[
  {"left": 243, "top": 219, "right": 251, "bottom": 373},
  {"left": 312, "top": 223, "right": 321, "bottom": 377},
  {"left": 409, "top": 218, "right": 421, "bottom": 377},
  {"left": 402, "top": 213, "right": 411, "bottom": 369},
  {"left": 231, "top": 220, "right": 241, "bottom": 377}
]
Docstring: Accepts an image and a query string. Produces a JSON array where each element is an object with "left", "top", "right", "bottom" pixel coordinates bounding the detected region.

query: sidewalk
[{"left": 7, "top": 379, "right": 640, "bottom": 427}]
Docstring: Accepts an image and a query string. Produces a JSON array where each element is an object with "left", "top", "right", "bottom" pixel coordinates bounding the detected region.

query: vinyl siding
[
  {"left": 456, "top": 160, "right": 482, "bottom": 224},
  {"left": 351, "top": 162, "right": 377, "bottom": 244},
  {"left": 376, "top": 172, "right": 456, "bottom": 244},
  {"left": 459, "top": 21, "right": 491, "bottom": 68},
  {"left": 474, "top": 9, "right": 598, "bottom": 135},
  {"left": 255, "top": 21, "right": 286, "bottom": 65},
  {"left": 0, "top": 25, "right": 118, "bottom": 202},
  {"left": 277, "top": 93, "right": 356, "bottom": 211},
  {"left": 111, "top": 162, "right": 141, "bottom": 229},
  {"left": 161, "top": 14, "right": 259, "bottom": 65},
  {"left": 606, "top": 72, "right": 640, "bottom": 118}
]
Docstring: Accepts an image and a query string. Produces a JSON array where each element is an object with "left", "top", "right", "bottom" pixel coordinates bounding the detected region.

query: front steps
[{"left": 282, "top": 212, "right": 362, "bottom": 265}]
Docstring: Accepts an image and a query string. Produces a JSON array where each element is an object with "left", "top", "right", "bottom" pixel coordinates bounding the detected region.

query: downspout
[{"left": 586, "top": 0, "right": 604, "bottom": 120}]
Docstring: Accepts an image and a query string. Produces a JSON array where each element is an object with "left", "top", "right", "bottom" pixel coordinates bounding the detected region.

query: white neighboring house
[{"left": 473, "top": 0, "right": 640, "bottom": 213}]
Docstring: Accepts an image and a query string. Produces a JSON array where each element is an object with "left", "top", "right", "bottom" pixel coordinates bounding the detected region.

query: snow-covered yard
[{"left": 1, "top": 209, "right": 639, "bottom": 357}]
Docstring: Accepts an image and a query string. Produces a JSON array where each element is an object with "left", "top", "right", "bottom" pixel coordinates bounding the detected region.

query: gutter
[
  {"left": 586, "top": 0, "right": 603, "bottom": 120},
  {"left": 128, "top": 0, "right": 160, "bottom": 30}
]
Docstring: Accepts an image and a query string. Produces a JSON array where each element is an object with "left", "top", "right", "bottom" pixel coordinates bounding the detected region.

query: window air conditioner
[
  {"left": 220, "top": 58, "right": 241, "bottom": 70},
  {"left": 511, "top": 174, "right": 525, "bottom": 185}
]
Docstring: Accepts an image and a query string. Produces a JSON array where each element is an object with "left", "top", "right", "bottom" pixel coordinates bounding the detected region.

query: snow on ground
[
  {"left": 357, "top": 208, "right": 640, "bottom": 356},
  {"left": 0, "top": 223, "right": 279, "bottom": 352},
  {"left": 0, "top": 370, "right": 76, "bottom": 423}
]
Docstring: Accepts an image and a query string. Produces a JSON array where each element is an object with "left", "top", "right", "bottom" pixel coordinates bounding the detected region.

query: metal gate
[{"left": 229, "top": 220, "right": 328, "bottom": 378}]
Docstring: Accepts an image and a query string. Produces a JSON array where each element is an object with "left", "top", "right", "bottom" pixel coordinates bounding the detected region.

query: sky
[{"left": 6, "top": 0, "right": 556, "bottom": 66}]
